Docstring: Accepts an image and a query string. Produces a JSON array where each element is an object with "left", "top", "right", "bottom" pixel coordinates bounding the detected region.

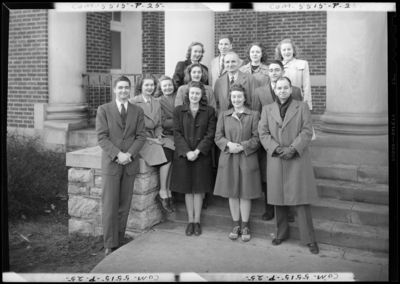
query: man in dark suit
[
  {"left": 253, "top": 60, "right": 301, "bottom": 222},
  {"left": 96, "top": 76, "right": 146, "bottom": 257},
  {"left": 214, "top": 51, "right": 257, "bottom": 117}
]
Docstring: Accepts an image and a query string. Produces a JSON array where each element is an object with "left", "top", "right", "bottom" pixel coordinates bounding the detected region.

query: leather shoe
[
  {"left": 262, "top": 212, "right": 274, "bottom": 221},
  {"left": 169, "top": 196, "right": 176, "bottom": 212},
  {"left": 193, "top": 223, "right": 202, "bottom": 236},
  {"left": 288, "top": 212, "right": 295, "bottom": 223},
  {"left": 272, "top": 239, "right": 284, "bottom": 246},
  {"left": 308, "top": 242, "right": 319, "bottom": 254},
  {"left": 104, "top": 247, "right": 117, "bottom": 257},
  {"left": 157, "top": 194, "right": 173, "bottom": 213},
  {"left": 186, "top": 223, "right": 194, "bottom": 236}
]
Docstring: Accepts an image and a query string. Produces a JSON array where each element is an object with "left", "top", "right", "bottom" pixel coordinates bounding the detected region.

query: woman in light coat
[
  {"left": 258, "top": 76, "right": 320, "bottom": 254},
  {"left": 239, "top": 42, "right": 270, "bottom": 88},
  {"left": 129, "top": 74, "right": 175, "bottom": 214},
  {"left": 214, "top": 84, "right": 262, "bottom": 242}
]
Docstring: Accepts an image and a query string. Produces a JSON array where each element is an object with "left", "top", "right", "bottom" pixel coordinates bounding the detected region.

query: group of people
[{"left": 96, "top": 35, "right": 320, "bottom": 258}]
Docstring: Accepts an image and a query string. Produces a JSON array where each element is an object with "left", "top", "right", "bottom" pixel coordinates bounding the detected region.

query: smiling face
[
  {"left": 190, "top": 45, "right": 203, "bottom": 62},
  {"left": 280, "top": 43, "right": 294, "bottom": 62},
  {"left": 268, "top": 63, "right": 285, "bottom": 83},
  {"left": 190, "top": 66, "right": 203, "bottom": 82},
  {"left": 275, "top": 78, "right": 292, "bottom": 103},
  {"left": 160, "top": 79, "right": 174, "bottom": 96},
  {"left": 114, "top": 81, "right": 131, "bottom": 102},
  {"left": 218, "top": 38, "right": 232, "bottom": 56},
  {"left": 188, "top": 87, "right": 202, "bottom": 105},
  {"left": 224, "top": 53, "right": 240, "bottom": 75},
  {"left": 230, "top": 90, "right": 245, "bottom": 109},
  {"left": 249, "top": 45, "right": 262, "bottom": 64},
  {"left": 142, "top": 79, "right": 155, "bottom": 97}
]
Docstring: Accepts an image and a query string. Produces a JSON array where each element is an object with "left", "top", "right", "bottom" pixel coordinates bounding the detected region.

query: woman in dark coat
[
  {"left": 170, "top": 81, "right": 216, "bottom": 237},
  {"left": 214, "top": 84, "right": 262, "bottom": 242},
  {"left": 172, "top": 42, "right": 209, "bottom": 88}
]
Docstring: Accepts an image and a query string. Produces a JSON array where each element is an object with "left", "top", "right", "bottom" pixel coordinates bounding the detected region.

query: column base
[
  {"left": 44, "top": 119, "right": 88, "bottom": 131},
  {"left": 44, "top": 103, "right": 88, "bottom": 131},
  {"left": 320, "top": 112, "right": 388, "bottom": 135}
]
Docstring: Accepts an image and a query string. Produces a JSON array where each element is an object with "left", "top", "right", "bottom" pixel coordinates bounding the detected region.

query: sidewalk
[{"left": 91, "top": 221, "right": 388, "bottom": 281}]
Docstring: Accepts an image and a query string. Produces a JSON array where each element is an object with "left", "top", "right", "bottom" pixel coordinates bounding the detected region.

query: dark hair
[
  {"left": 267, "top": 59, "right": 285, "bottom": 70},
  {"left": 274, "top": 76, "right": 292, "bottom": 88},
  {"left": 185, "top": 42, "right": 205, "bottom": 63},
  {"left": 274, "top": 38, "right": 299, "bottom": 61},
  {"left": 154, "top": 75, "right": 177, "bottom": 98},
  {"left": 218, "top": 35, "right": 233, "bottom": 44},
  {"left": 227, "top": 84, "right": 251, "bottom": 109},
  {"left": 245, "top": 42, "right": 268, "bottom": 64},
  {"left": 134, "top": 74, "right": 158, "bottom": 97},
  {"left": 113, "top": 76, "right": 131, "bottom": 89},
  {"left": 183, "top": 81, "right": 208, "bottom": 106},
  {"left": 183, "top": 62, "right": 209, "bottom": 85}
]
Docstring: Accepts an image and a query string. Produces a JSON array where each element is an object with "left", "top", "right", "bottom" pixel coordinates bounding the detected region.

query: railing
[{"left": 82, "top": 73, "right": 162, "bottom": 122}]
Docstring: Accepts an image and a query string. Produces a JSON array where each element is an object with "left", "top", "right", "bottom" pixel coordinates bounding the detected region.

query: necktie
[
  {"left": 121, "top": 104, "right": 127, "bottom": 127},
  {"left": 220, "top": 56, "right": 225, "bottom": 75},
  {"left": 230, "top": 76, "right": 235, "bottom": 85}
]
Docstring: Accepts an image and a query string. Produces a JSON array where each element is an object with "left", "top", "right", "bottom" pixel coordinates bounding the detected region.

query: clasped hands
[
  {"left": 275, "top": 146, "right": 296, "bottom": 160},
  {"left": 115, "top": 152, "right": 132, "bottom": 165},
  {"left": 227, "top": 142, "right": 244, "bottom": 154},
  {"left": 186, "top": 149, "right": 200, "bottom": 161}
]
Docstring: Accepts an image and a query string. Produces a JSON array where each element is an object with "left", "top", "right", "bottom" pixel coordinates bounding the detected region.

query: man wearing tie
[
  {"left": 209, "top": 35, "right": 243, "bottom": 90},
  {"left": 96, "top": 76, "right": 146, "bottom": 257},
  {"left": 214, "top": 52, "right": 257, "bottom": 117}
]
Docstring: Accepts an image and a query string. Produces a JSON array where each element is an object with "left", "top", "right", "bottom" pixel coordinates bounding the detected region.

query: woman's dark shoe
[
  {"left": 157, "top": 194, "right": 173, "bottom": 213},
  {"left": 272, "top": 239, "right": 285, "bottom": 246},
  {"left": 169, "top": 196, "right": 176, "bottom": 212},
  {"left": 193, "top": 223, "right": 202, "bottom": 236},
  {"left": 288, "top": 212, "right": 295, "bottom": 223},
  {"left": 308, "top": 242, "right": 319, "bottom": 254},
  {"left": 186, "top": 223, "right": 194, "bottom": 236},
  {"left": 262, "top": 212, "right": 274, "bottom": 221}
]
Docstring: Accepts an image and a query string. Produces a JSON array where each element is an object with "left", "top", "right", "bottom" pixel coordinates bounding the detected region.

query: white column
[
  {"left": 44, "top": 11, "right": 88, "bottom": 131},
  {"left": 320, "top": 12, "right": 388, "bottom": 135},
  {"left": 165, "top": 9, "right": 215, "bottom": 78}
]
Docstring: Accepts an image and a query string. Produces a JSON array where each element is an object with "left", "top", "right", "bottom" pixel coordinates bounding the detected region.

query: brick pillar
[{"left": 142, "top": 12, "right": 165, "bottom": 75}]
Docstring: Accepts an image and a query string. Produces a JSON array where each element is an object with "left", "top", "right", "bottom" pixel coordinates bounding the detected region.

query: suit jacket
[
  {"left": 128, "top": 95, "right": 175, "bottom": 166},
  {"left": 252, "top": 83, "right": 303, "bottom": 114},
  {"left": 173, "top": 59, "right": 209, "bottom": 88},
  {"left": 209, "top": 55, "right": 244, "bottom": 90},
  {"left": 96, "top": 101, "right": 146, "bottom": 176},
  {"left": 214, "top": 71, "right": 257, "bottom": 117}
]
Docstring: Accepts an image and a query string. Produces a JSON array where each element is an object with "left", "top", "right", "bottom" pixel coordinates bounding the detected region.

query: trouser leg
[
  {"left": 296, "top": 205, "right": 316, "bottom": 245},
  {"left": 263, "top": 182, "right": 274, "bottom": 216},
  {"left": 118, "top": 166, "right": 135, "bottom": 245},
  {"left": 274, "top": 205, "right": 290, "bottom": 240}
]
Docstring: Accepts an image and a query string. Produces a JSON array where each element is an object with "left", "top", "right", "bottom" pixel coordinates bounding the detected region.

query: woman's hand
[
  {"left": 227, "top": 142, "right": 241, "bottom": 154},
  {"left": 157, "top": 136, "right": 164, "bottom": 144}
]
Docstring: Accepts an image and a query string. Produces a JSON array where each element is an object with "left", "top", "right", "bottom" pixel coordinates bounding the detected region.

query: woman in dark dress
[
  {"left": 170, "top": 81, "right": 216, "bottom": 237},
  {"left": 172, "top": 42, "right": 209, "bottom": 88}
]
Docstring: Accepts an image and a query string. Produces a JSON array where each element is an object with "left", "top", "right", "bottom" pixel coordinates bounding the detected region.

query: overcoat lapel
[
  {"left": 269, "top": 103, "right": 283, "bottom": 126},
  {"left": 236, "top": 71, "right": 248, "bottom": 86},
  {"left": 159, "top": 95, "right": 175, "bottom": 115},
  {"left": 282, "top": 100, "right": 299, "bottom": 130},
  {"left": 110, "top": 101, "right": 123, "bottom": 129},
  {"left": 135, "top": 95, "right": 155, "bottom": 123}
]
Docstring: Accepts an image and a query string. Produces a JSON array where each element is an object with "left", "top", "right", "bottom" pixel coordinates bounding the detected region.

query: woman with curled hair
[
  {"left": 172, "top": 42, "right": 209, "bottom": 89},
  {"left": 214, "top": 84, "right": 262, "bottom": 242},
  {"left": 170, "top": 80, "right": 216, "bottom": 237},
  {"left": 239, "top": 42, "right": 270, "bottom": 88},
  {"left": 129, "top": 74, "right": 175, "bottom": 213},
  {"left": 175, "top": 63, "right": 216, "bottom": 110}
]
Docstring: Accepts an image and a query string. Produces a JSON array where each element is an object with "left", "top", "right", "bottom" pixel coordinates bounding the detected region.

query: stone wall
[{"left": 66, "top": 146, "right": 163, "bottom": 237}]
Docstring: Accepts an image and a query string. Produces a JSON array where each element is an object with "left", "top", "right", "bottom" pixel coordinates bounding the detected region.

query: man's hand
[
  {"left": 186, "top": 151, "right": 198, "bottom": 161},
  {"left": 117, "top": 152, "right": 132, "bottom": 165},
  {"left": 279, "top": 147, "right": 296, "bottom": 160}
]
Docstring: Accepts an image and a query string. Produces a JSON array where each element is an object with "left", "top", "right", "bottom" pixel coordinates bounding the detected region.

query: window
[
  {"left": 111, "top": 31, "right": 121, "bottom": 69},
  {"left": 112, "top": 12, "right": 121, "bottom": 22}
]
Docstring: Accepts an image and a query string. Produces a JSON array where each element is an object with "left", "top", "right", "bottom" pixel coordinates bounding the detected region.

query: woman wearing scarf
[{"left": 258, "top": 76, "right": 320, "bottom": 254}]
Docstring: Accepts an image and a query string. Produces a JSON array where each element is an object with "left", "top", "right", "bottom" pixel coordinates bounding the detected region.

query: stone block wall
[{"left": 67, "top": 147, "right": 163, "bottom": 237}]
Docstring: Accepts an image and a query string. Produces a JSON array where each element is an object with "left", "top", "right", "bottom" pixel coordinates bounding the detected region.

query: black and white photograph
[{"left": 2, "top": 2, "right": 397, "bottom": 282}]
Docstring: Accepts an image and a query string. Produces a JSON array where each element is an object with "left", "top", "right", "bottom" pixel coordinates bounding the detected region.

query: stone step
[
  {"left": 199, "top": 194, "right": 388, "bottom": 228},
  {"left": 316, "top": 178, "right": 389, "bottom": 205},
  {"left": 312, "top": 161, "right": 389, "bottom": 184},
  {"left": 167, "top": 202, "right": 389, "bottom": 252}
]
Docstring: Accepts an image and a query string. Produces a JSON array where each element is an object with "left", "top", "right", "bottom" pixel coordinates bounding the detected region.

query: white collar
[
  {"left": 116, "top": 100, "right": 128, "bottom": 113},
  {"left": 142, "top": 95, "right": 152, "bottom": 104},
  {"left": 228, "top": 72, "right": 239, "bottom": 82}
]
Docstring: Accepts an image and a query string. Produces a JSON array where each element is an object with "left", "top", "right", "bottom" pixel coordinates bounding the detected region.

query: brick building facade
[{"left": 7, "top": 9, "right": 327, "bottom": 128}]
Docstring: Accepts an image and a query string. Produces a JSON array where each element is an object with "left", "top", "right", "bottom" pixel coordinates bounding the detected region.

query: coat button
[
  {"left": 197, "top": 138, "right": 200, "bottom": 140},
  {"left": 196, "top": 125, "right": 199, "bottom": 127}
]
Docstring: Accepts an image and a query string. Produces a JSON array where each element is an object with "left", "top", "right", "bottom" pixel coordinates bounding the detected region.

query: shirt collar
[
  {"left": 228, "top": 72, "right": 239, "bottom": 82},
  {"left": 116, "top": 100, "right": 128, "bottom": 112},
  {"left": 141, "top": 95, "right": 151, "bottom": 104}
]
